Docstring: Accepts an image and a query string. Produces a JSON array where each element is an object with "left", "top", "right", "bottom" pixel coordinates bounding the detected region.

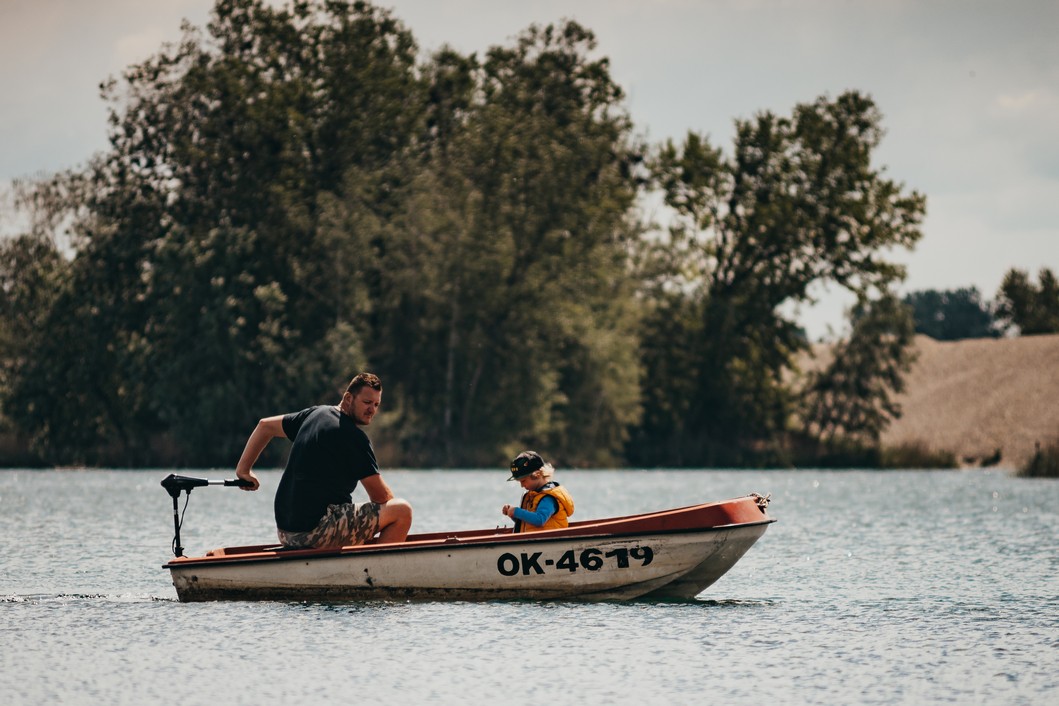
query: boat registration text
[{"left": 496, "top": 546, "right": 654, "bottom": 577}]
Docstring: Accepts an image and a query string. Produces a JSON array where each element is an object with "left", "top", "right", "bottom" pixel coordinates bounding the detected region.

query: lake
[{"left": 1, "top": 468, "right": 1056, "bottom": 705}]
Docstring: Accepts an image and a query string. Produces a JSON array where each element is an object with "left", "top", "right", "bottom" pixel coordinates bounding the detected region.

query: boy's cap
[{"left": 508, "top": 451, "right": 544, "bottom": 481}]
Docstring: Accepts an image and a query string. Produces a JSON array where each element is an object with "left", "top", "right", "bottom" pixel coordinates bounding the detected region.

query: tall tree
[
  {"left": 0, "top": 172, "right": 157, "bottom": 463},
  {"left": 801, "top": 294, "right": 917, "bottom": 446},
  {"left": 635, "top": 91, "right": 925, "bottom": 465},
  {"left": 3, "top": 0, "right": 427, "bottom": 464},
  {"left": 329, "top": 22, "right": 645, "bottom": 466},
  {"left": 995, "top": 267, "right": 1059, "bottom": 335},
  {"left": 3, "top": 5, "right": 645, "bottom": 468},
  {"left": 0, "top": 231, "right": 65, "bottom": 453}
]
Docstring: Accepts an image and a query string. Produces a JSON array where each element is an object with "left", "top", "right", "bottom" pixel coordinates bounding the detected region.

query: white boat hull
[
  {"left": 170, "top": 523, "right": 769, "bottom": 602},
  {"left": 165, "top": 494, "right": 774, "bottom": 602}
]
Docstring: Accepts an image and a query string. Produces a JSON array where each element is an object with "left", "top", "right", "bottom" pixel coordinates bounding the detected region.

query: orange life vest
[{"left": 516, "top": 482, "right": 574, "bottom": 533}]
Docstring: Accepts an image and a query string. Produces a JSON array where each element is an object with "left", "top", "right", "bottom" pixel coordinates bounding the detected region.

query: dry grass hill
[{"left": 878, "top": 334, "right": 1059, "bottom": 469}]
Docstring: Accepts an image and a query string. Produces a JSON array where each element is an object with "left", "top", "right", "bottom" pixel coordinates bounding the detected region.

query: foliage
[
  {"left": 3, "top": 0, "right": 425, "bottom": 464},
  {"left": 633, "top": 91, "right": 925, "bottom": 466},
  {"left": 902, "top": 287, "right": 998, "bottom": 340},
  {"left": 994, "top": 267, "right": 1059, "bottom": 336},
  {"left": 800, "top": 294, "right": 917, "bottom": 445},
  {"left": 0, "top": 233, "right": 65, "bottom": 434},
  {"left": 1020, "top": 439, "right": 1059, "bottom": 478},
  {"left": 328, "top": 22, "right": 645, "bottom": 466},
  {"left": 0, "top": 3, "right": 643, "bottom": 467},
  {"left": 787, "top": 437, "right": 956, "bottom": 470},
  {"left": 879, "top": 441, "right": 958, "bottom": 469},
  {"left": 0, "top": 4, "right": 926, "bottom": 469}
]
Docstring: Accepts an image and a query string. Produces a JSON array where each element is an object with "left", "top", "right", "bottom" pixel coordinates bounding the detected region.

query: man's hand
[
  {"left": 236, "top": 468, "right": 260, "bottom": 491},
  {"left": 233, "top": 416, "right": 284, "bottom": 491}
]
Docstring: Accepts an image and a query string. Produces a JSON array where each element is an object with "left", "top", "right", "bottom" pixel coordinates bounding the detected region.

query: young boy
[{"left": 501, "top": 450, "right": 574, "bottom": 532}]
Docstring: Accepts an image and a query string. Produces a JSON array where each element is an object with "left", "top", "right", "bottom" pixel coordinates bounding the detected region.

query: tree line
[
  {"left": 0, "top": 0, "right": 963, "bottom": 469},
  {"left": 903, "top": 269, "right": 1059, "bottom": 341}
]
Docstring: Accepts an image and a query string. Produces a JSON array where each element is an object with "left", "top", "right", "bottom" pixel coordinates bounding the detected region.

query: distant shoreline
[{"left": 4, "top": 333, "right": 1057, "bottom": 471}]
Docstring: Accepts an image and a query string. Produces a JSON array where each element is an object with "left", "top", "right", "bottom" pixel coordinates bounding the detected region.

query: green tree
[
  {"left": 1, "top": 172, "right": 156, "bottom": 464},
  {"left": 327, "top": 22, "right": 644, "bottom": 466},
  {"left": 635, "top": 91, "right": 925, "bottom": 466},
  {"left": 995, "top": 267, "right": 1059, "bottom": 335},
  {"left": 800, "top": 294, "right": 917, "bottom": 446},
  {"left": 903, "top": 287, "right": 997, "bottom": 340},
  {"left": 3, "top": 0, "right": 426, "bottom": 464},
  {"left": 0, "top": 232, "right": 65, "bottom": 445},
  {"left": 3, "top": 5, "right": 644, "bottom": 468}
]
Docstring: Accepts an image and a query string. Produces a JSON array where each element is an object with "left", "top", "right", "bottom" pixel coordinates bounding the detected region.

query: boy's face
[{"left": 518, "top": 472, "right": 543, "bottom": 490}]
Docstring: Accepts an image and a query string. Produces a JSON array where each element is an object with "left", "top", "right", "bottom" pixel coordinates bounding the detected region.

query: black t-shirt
[{"left": 273, "top": 405, "right": 380, "bottom": 532}]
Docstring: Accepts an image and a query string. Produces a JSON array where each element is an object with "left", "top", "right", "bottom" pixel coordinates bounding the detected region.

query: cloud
[{"left": 995, "top": 88, "right": 1053, "bottom": 114}]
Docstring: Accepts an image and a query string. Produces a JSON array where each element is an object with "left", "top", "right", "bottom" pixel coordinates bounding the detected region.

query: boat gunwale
[{"left": 164, "top": 516, "right": 775, "bottom": 570}]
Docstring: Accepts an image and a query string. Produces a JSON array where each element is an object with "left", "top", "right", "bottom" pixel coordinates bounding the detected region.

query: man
[{"left": 235, "top": 372, "right": 413, "bottom": 548}]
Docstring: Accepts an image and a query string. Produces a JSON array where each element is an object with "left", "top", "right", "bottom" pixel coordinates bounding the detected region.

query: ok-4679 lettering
[{"left": 496, "top": 546, "right": 654, "bottom": 577}]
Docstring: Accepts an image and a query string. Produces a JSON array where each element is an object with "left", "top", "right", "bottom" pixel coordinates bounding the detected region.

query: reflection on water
[{"left": 1, "top": 468, "right": 1056, "bottom": 705}]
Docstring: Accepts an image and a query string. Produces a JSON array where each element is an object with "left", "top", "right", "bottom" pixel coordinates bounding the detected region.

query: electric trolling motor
[{"left": 161, "top": 474, "right": 252, "bottom": 557}]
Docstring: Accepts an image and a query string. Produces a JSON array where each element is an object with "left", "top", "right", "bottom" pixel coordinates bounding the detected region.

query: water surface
[{"left": 2, "top": 468, "right": 1056, "bottom": 704}]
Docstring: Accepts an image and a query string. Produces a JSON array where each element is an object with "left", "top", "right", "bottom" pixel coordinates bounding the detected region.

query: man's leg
[{"left": 375, "top": 498, "right": 413, "bottom": 543}]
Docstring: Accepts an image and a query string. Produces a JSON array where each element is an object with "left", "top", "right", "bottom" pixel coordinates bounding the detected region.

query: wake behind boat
[{"left": 160, "top": 474, "right": 774, "bottom": 602}]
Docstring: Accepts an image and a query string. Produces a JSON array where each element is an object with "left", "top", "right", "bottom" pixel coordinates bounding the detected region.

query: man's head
[
  {"left": 342, "top": 372, "right": 382, "bottom": 425},
  {"left": 346, "top": 372, "right": 382, "bottom": 397}
]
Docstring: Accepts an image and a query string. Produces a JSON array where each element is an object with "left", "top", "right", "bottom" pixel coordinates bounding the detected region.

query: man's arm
[
  {"left": 360, "top": 473, "right": 395, "bottom": 505},
  {"left": 234, "top": 415, "right": 286, "bottom": 491}
]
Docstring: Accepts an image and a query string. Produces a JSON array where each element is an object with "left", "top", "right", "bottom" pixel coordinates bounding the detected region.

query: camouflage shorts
[{"left": 277, "top": 502, "right": 381, "bottom": 549}]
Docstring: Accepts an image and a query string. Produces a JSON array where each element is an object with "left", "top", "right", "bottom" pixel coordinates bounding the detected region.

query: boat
[{"left": 160, "top": 474, "right": 774, "bottom": 602}]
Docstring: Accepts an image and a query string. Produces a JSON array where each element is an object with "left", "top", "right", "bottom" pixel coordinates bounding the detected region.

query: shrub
[
  {"left": 787, "top": 435, "right": 958, "bottom": 469},
  {"left": 879, "top": 441, "right": 958, "bottom": 469},
  {"left": 1021, "top": 440, "right": 1059, "bottom": 478}
]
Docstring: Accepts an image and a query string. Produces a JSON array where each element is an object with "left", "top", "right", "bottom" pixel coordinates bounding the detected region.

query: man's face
[{"left": 348, "top": 387, "right": 382, "bottom": 425}]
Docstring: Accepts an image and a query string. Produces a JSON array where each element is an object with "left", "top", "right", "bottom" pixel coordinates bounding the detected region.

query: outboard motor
[{"left": 161, "top": 474, "right": 252, "bottom": 557}]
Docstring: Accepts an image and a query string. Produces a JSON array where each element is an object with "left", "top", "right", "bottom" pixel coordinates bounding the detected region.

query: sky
[{"left": 2, "top": 0, "right": 1057, "bottom": 338}]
